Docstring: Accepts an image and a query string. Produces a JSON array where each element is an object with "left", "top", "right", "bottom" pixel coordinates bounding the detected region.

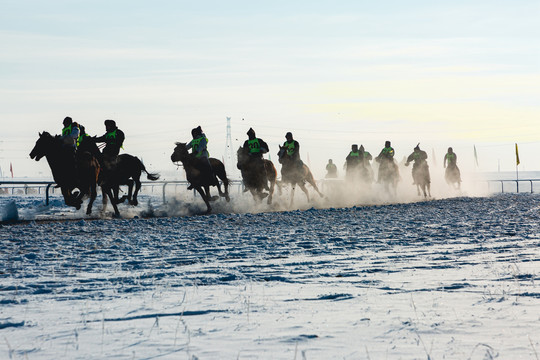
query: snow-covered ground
[{"left": 1, "top": 179, "right": 539, "bottom": 359}]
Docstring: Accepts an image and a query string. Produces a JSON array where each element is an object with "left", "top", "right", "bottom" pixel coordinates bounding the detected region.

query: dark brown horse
[
  {"left": 171, "top": 142, "right": 230, "bottom": 214},
  {"left": 79, "top": 137, "right": 160, "bottom": 217},
  {"left": 277, "top": 145, "right": 323, "bottom": 207},
  {"left": 236, "top": 146, "right": 278, "bottom": 204},
  {"left": 30, "top": 132, "right": 100, "bottom": 215}
]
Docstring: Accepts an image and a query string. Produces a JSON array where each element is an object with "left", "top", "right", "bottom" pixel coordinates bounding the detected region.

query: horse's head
[
  {"left": 171, "top": 142, "right": 189, "bottom": 163},
  {"left": 236, "top": 146, "right": 249, "bottom": 167},
  {"left": 277, "top": 145, "right": 287, "bottom": 164},
  {"left": 29, "top": 132, "right": 54, "bottom": 161}
]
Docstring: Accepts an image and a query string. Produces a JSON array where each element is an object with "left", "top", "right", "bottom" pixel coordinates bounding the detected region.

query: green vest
[
  {"left": 77, "top": 133, "right": 90, "bottom": 147},
  {"left": 247, "top": 138, "right": 261, "bottom": 154},
  {"left": 62, "top": 125, "right": 72, "bottom": 136},
  {"left": 382, "top": 147, "right": 394, "bottom": 157},
  {"left": 105, "top": 129, "right": 117, "bottom": 143},
  {"left": 447, "top": 153, "right": 455, "bottom": 161},
  {"left": 190, "top": 136, "right": 208, "bottom": 157},
  {"left": 349, "top": 151, "right": 360, "bottom": 157},
  {"left": 284, "top": 141, "right": 295, "bottom": 156}
]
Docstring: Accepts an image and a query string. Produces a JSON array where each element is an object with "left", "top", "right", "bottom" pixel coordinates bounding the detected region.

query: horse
[
  {"left": 277, "top": 145, "right": 323, "bottom": 207},
  {"left": 236, "top": 146, "right": 278, "bottom": 204},
  {"left": 171, "top": 142, "right": 230, "bottom": 214},
  {"left": 408, "top": 161, "right": 431, "bottom": 198},
  {"left": 445, "top": 163, "right": 461, "bottom": 190},
  {"left": 375, "top": 156, "right": 400, "bottom": 196},
  {"left": 30, "top": 132, "right": 100, "bottom": 215},
  {"left": 78, "top": 137, "right": 160, "bottom": 217}
]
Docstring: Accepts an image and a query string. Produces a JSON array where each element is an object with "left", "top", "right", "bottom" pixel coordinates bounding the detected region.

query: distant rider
[
  {"left": 359, "top": 144, "right": 374, "bottom": 183},
  {"left": 283, "top": 132, "right": 303, "bottom": 170},
  {"left": 345, "top": 144, "right": 362, "bottom": 181},
  {"left": 444, "top": 147, "right": 462, "bottom": 186},
  {"left": 405, "top": 143, "right": 430, "bottom": 185},
  {"left": 325, "top": 159, "right": 338, "bottom": 178},
  {"left": 375, "top": 140, "right": 395, "bottom": 183}
]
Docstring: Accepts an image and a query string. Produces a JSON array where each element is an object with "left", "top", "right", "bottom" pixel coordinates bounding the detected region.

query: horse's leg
[
  {"left": 267, "top": 179, "right": 275, "bottom": 205},
  {"left": 307, "top": 177, "right": 324, "bottom": 198},
  {"left": 101, "top": 187, "right": 108, "bottom": 212},
  {"left": 298, "top": 182, "right": 311, "bottom": 202},
  {"left": 196, "top": 187, "right": 212, "bottom": 214},
  {"left": 130, "top": 178, "right": 140, "bottom": 206},
  {"left": 86, "top": 182, "right": 97, "bottom": 215},
  {"left": 289, "top": 184, "right": 296, "bottom": 208},
  {"left": 112, "top": 186, "right": 122, "bottom": 204},
  {"left": 103, "top": 186, "right": 120, "bottom": 217},
  {"left": 427, "top": 183, "right": 431, "bottom": 197}
]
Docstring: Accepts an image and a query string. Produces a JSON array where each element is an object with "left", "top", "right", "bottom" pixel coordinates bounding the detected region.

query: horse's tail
[{"left": 139, "top": 159, "right": 160, "bottom": 181}]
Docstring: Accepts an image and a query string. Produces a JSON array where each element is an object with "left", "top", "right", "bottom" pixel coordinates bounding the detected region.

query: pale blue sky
[{"left": 1, "top": 0, "right": 539, "bottom": 178}]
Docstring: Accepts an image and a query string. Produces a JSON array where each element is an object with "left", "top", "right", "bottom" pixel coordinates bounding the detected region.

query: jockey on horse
[
  {"left": 282, "top": 132, "right": 303, "bottom": 173},
  {"left": 242, "top": 127, "right": 269, "bottom": 177},
  {"left": 186, "top": 126, "right": 219, "bottom": 189},
  {"left": 94, "top": 119, "right": 125, "bottom": 168}
]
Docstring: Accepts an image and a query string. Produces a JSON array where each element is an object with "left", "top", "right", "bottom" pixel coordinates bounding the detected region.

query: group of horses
[
  {"left": 32, "top": 132, "right": 462, "bottom": 216},
  {"left": 170, "top": 143, "right": 324, "bottom": 213},
  {"left": 30, "top": 132, "right": 159, "bottom": 217}
]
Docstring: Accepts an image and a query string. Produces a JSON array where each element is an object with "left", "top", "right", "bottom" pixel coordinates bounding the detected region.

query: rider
[
  {"left": 242, "top": 127, "right": 269, "bottom": 166},
  {"left": 405, "top": 143, "right": 429, "bottom": 185},
  {"left": 359, "top": 145, "right": 372, "bottom": 165},
  {"left": 94, "top": 119, "right": 125, "bottom": 165},
  {"left": 61, "top": 116, "right": 80, "bottom": 151},
  {"left": 375, "top": 140, "right": 395, "bottom": 183},
  {"left": 359, "top": 145, "right": 374, "bottom": 182},
  {"left": 444, "top": 147, "right": 458, "bottom": 168},
  {"left": 325, "top": 159, "right": 338, "bottom": 178},
  {"left": 186, "top": 126, "right": 218, "bottom": 186},
  {"left": 444, "top": 146, "right": 462, "bottom": 183},
  {"left": 345, "top": 144, "right": 362, "bottom": 180},
  {"left": 283, "top": 132, "right": 303, "bottom": 170}
]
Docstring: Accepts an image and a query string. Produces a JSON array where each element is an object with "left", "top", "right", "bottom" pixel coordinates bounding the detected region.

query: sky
[{"left": 1, "top": 0, "right": 539, "bottom": 179}]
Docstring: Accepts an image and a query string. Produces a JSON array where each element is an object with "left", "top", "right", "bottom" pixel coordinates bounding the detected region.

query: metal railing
[
  {"left": 3, "top": 178, "right": 540, "bottom": 205},
  {"left": 0, "top": 180, "right": 244, "bottom": 205},
  {"left": 485, "top": 179, "right": 540, "bottom": 194}
]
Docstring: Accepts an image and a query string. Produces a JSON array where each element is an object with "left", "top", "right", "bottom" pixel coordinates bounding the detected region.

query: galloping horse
[
  {"left": 375, "top": 156, "right": 400, "bottom": 196},
  {"left": 30, "top": 132, "right": 100, "bottom": 215},
  {"left": 277, "top": 145, "right": 323, "bottom": 206},
  {"left": 445, "top": 163, "right": 461, "bottom": 190},
  {"left": 78, "top": 137, "right": 160, "bottom": 217},
  {"left": 410, "top": 162, "right": 431, "bottom": 197},
  {"left": 236, "top": 146, "right": 278, "bottom": 204},
  {"left": 171, "top": 142, "right": 230, "bottom": 214}
]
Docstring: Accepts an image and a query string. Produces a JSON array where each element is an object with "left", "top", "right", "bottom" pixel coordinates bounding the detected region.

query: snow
[{"left": 1, "top": 184, "right": 540, "bottom": 359}]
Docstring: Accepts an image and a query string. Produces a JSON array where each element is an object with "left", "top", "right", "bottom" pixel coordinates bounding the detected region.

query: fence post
[
  {"left": 46, "top": 183, "right": 53, "bottom": 205},
  {"left": 162, "top": 182, "right": 168, "bottom": 204}
]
